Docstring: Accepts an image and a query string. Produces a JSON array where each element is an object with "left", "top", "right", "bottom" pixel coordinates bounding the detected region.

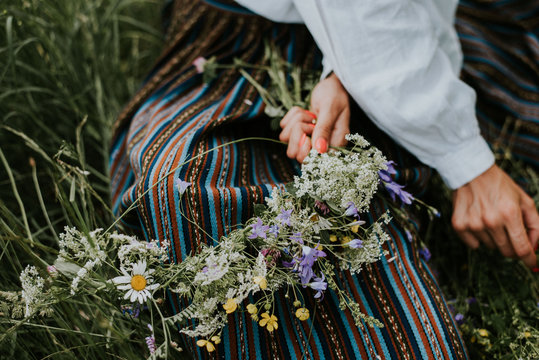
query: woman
[{"left": 110, "top": 0, "right": 538, "bottom": 358}]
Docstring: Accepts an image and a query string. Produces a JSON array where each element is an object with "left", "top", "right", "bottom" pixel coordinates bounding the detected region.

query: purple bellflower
[
  {"left": 276, "top": 209, "right": 293, "bottom": 226},
  {"left": 383, "top": 181, "right": 414, "bottom": 205},
  {"left": 344, "top": 202, "right": 359, "bottom": 218},
  {"left": 289, "top": 232, "right": 303, "bottom": 244},
  {"left": 348, "top": 239, "right": 364, "bottom": 249},
  {"left": 419, "top": 247, "right": 432, "bottom": 262},
  {"left": 310, "top": 274, "right": 328, "bottom": 299},
  {"left": 378, "top": 161, "right": 414, "bottom": 205},
  {"left": 248, "top": 218, "right": 269, "bottom": 239},
  {"left": 174, "top": 178, "right": 192, "bottom": 195}
]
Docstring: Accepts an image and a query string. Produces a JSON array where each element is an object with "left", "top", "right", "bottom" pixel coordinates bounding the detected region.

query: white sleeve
[
  {"left": 234, "top": 0, "right": 303, "bottom": 23},
  {"left": 289, "top": 0, "right": 494, "bottom": 189}
]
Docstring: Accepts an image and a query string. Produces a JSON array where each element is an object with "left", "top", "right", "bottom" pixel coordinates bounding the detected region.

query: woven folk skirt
[{"left": 110, "top": 0, "right": 537, "bottom": 358}]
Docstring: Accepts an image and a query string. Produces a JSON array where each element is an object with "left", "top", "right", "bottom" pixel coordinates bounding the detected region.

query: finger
[
  {"left": 457, "top": 230, "right": 480, "bottom": 249},
  {"left": 286, "top": 124, "right": 309, "bottom": 159},
  {"left": 474, "top": 230, "right": 496, "bottom": 250},
  {"left": 329, "top": 109, "right": 350, "bottom": 147},
  {"left": 279, "top": 106, "right": 302, "bottom": 129},
  {"left": 297, "top": 135, "right": 312, "bottom": 163},
  {"left": 280, "top": 107, "right": 313, "bottom": 129},
  {"left": 311, "top": 106, "right": 340, "bottom": 154},
  {"left": 505, "top": 207, "right": 535, "bottom": 268},
  {"left": 279, "top": 116, "right": 315, "bottom": 143},
  {"left": 519, "top": 189, "right": 539, "bottom": 249}
]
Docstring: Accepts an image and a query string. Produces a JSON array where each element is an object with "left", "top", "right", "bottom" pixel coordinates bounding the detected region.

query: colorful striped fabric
[
  {"left": 457, "top": 0, "right": 539, "bottom": 167},
  {"left": 108, "top": 1, "right": 489, "bottom": 358}
]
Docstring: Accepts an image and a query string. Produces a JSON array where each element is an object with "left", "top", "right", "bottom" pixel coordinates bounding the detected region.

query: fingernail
[
  {"left": 299, "top": 133, "right": 307, "bottom": 148},
  {"left": 304, "top": 110, "right": 317, "bottom": 119},
  {"left": 308, "top": 123, "right": 315, "bottom": 128},
  {"left": 315, "top": 138, "right": 328, "bottom": 153},
  {"left": 532, "top": 267, "right": 539, "bottom": 273}
]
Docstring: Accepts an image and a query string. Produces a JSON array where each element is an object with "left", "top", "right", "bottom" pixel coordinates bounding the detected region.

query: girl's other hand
[{"left": 279, "top": 73, "right": 350, "bottom": 163}]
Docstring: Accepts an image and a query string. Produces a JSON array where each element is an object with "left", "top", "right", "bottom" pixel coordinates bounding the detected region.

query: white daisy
[{"left": 112, "top": 261, "right": 159, "bottom": 304}]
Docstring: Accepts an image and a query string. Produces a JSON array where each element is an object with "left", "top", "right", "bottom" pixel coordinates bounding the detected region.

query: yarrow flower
[{"left": 112, "top": 261, "right": 160, "bottom": 304}]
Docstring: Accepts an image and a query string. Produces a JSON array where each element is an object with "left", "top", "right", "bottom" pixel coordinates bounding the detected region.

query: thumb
[{"left": 311, "top": 107, "right": 336, "bottom": 154}]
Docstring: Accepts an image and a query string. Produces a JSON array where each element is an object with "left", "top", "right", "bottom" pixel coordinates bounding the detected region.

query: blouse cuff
[
  {"left": 321, "top": 57, "right": 333, "bottom": 79},
  {"left": 433, "top": 135, "right": 495, "bottom": 189}
]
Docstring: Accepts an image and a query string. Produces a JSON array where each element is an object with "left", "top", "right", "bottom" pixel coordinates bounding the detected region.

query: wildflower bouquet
[
  {"left": 6, "top": 45, "right": 427, "bottom": 358},
  {"left": 8, "top": 133, "right": 419, "bottom": 357}
]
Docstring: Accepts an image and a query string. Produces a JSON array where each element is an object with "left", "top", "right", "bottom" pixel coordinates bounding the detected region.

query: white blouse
[{"left": 235, "top": 0, "right": 495, "bottom": 189}]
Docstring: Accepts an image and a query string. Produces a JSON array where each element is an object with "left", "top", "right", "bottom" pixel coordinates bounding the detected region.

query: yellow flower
[
  {"left": 223, "top": 298, "right": 238, "bottom": 314},
  {"left": 246, "top": 304, "right": 258, "bottom": 314},
  {"left": 329, "top": 235, "right": 338, "bottom": 242},
  {"left": 251, "top": 314, "right": 259, "bottom": 321},
  {"left": 253, "top": 276, "right": 268, "bottom": 290},
  {"left": 350, "top": 225, "right": 360, "bottom": 233},
  {"left": 341, "top": 236, "right": 352, "bottom": 245},
  {"left": 470, "top": 336, "right": 476, "bottom": 343},
  {"left": 196, "top": 339, "right": 216, "bottom": 352},
  {"left": 259, "top": 313, "right": 278, "bottom": 332},
  {"left": 478, "top": 329, "right": 489, "bottom": 337},
  {"left": 293, "top": 300, "right": 301, "bottom": 308},
  {"left": 211, "top": 336, "right": 221, "bottom": 345},
  {"left": 316, "top": 244, "right": 324, "bottom": 251},
  {"left": 523, "top": 331, "right": 531, "bottom": 338},
  {"left": 295, "top": 308, "right": 310, "bottom": 321}
]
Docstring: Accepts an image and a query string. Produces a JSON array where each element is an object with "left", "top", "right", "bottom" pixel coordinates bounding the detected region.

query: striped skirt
[{"left": 110, "top": 0, "right": 537, "bottom": 358}]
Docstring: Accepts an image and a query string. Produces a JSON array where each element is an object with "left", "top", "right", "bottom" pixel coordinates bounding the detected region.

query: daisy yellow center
[{"left": 131, "top": 275, "right": 147, "bottom": 291}]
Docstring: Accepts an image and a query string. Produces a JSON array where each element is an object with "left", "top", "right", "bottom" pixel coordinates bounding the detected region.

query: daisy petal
[
  {"left": 130, "top": 290, "right": 139, "bottom": 303},
  {"left": 124, "top": 289, "right": 133, "bottom": 300},
  {"left": 147, "top": 283, "right": 160, "bottom": 290},
  {"left": 139, "top": 260, "right": 147, "bottom": 275},
  {"left": 112, "top": 276, "right": 131, "bottom": 284},
  {"left": 117, "top": 284, "right": 132, "bottom": 290}
]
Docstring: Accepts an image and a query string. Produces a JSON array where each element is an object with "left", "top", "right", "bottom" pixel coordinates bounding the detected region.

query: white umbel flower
[{"left": 112, "top": 261, "right": 159, "bottom": 304}]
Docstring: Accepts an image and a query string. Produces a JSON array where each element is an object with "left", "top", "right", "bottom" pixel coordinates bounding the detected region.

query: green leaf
[{"left": 253, "top": 203, "right": 267, "bottom": 217}]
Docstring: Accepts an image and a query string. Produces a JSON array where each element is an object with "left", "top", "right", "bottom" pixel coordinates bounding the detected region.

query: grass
[{"left": 0, "top": 1, "right": 537, "bottom": 359}]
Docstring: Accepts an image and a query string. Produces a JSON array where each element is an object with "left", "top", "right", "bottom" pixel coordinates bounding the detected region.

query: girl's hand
[
  {"left": 279, "top": 73, "right": 350, "bottom": 162},
  {"left": 452, "top": 164, "right": 539, "bottom": 268}
]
